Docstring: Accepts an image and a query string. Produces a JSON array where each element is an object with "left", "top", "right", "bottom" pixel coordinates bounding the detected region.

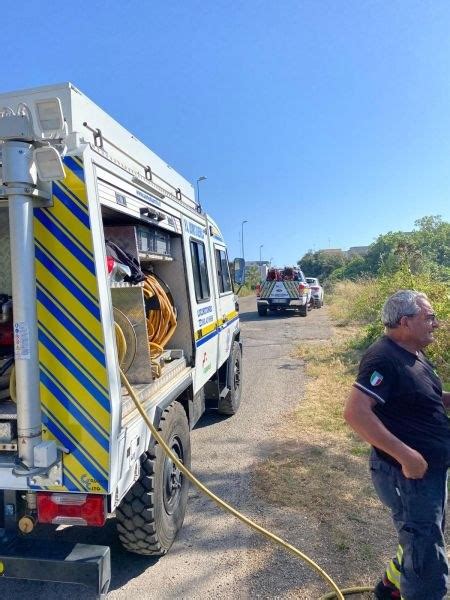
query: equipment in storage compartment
[
  {"left": 0, "top": 209, "right": 13, "bottom": 401},
  {"left": 137, "top": 226, "right": 171, "bottom": 257},
  {"left": 103, "top": 223, "right": 194, "bottom": 367}
]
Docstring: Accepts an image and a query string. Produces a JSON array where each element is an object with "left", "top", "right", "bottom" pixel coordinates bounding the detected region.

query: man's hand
[
  {"left": 442, "top": 391, "right": 450, "bottom": 410},
  {"left": 400, "top": 448, "right": 428, "bottom": 479}
]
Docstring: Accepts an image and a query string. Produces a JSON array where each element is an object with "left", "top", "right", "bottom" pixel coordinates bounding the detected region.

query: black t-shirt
[{"left": 354, "top": 335, "right": 450, "bottom": 468}]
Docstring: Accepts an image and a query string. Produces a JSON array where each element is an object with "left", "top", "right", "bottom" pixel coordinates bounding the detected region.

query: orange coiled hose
[{"left": 143, "top": 274, "right": 177, "bottom": 378}]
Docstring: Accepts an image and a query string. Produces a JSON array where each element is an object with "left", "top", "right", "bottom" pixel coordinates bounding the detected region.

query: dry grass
[
  {"left": 253, "top": 326, "right": 376, "bottom": 522},
  {"left": 326, "top": 280, "right": 381, "bottom": 326},
  {"left": 252, "top": 322, "right": 394, "bottom": 592}
]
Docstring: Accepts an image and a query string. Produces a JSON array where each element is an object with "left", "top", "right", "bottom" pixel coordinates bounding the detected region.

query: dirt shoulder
[{"left": 249, "top": 308, "right": 396, "bottom": 599}]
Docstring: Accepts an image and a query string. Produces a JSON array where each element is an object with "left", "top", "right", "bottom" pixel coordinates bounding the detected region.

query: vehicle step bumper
[
  {"left": 0, "top": 536, "right": 111, "bottom": 599},
  {"left": 257, "top": 299, "right": 306, "bottom": 307}
]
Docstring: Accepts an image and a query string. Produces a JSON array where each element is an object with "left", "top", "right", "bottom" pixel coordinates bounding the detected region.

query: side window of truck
[
  {"left": 190, "top": 240, "right": 211, "bottom": 301},
  {"left": 215, "top": 248, "right": 232, "bottom": 294}
]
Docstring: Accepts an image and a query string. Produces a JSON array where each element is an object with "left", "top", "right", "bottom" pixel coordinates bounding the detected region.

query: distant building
[
  {"left": 317, "top": 247, "right": 369, "bottom": 258},
  {"left": 346, "top": 246, "right": 369, "bottom": 257},
  {"left": 318, "top": 249, "right": 345, "bottom": 256}
]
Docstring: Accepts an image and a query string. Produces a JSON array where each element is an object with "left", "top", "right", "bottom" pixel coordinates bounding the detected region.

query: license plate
[{"left": 272, "top": 298, "right": 286, "bottom": 304}]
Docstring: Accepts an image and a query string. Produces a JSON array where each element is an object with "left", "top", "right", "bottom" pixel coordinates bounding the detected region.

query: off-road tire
[
  {"left": 116, "top": 402, "right": 191, "bottom": 555},
  {"left": 299, "top": 303, "right": 308, "bottom": 317},
  {"left": 257, "top": 305, "right": 267, "bottom": 316},
  {"left": 218, "top": 342, "right": 242, "bottom": 415}
]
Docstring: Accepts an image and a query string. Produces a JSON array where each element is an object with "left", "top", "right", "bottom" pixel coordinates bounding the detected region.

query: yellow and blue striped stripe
[
  {"left": 34, "top": 155, "right": 111, "bottom": 493},
  {"left": 195, "top": 310, "right": 239, "bottom": 347}
]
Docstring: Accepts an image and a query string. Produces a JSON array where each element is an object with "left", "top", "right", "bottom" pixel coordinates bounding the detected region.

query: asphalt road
[{"left": 1, "top": 295, "right": 332, "bottom": 600}]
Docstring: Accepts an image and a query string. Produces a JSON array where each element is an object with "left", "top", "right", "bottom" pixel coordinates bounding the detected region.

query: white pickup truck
[{"left": 256, "top": 267, "right": 311, "bottom": 317}]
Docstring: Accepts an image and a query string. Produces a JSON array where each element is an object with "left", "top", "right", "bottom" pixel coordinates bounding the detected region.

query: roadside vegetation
[
  {"left": 237, "top": 265, "right": 260, "bottom": 297},
  {"left": 299, "top": 215, "right": 449, "bottom": 286},
  {"left": 253, "top": 215, "right": 449, "bottom": 593},
  {"left": 299, "top": 214, "right": 449, "bottom": 385}
]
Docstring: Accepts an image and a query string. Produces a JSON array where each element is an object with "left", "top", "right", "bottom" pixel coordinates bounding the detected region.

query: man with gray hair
[{"left": 344, "top": 290, "right": 450, "bottom": 600}]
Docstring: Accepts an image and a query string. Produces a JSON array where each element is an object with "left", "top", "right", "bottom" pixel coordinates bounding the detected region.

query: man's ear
[{"left": 398, "top": 315, "right": 409, "bottom": 328}]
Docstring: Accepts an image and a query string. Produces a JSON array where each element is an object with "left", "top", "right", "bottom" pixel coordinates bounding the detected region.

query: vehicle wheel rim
[{"left": 163, "top": 436, "right": 184, "bottom": 515}]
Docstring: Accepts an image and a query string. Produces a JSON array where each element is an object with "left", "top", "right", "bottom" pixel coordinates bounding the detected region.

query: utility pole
[{"left": 241, "top": 220, "right": 248, "bottom": 260}]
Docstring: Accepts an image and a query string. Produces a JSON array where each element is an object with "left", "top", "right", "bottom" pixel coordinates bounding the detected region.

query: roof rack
[{"left": 83, "top": 121, "right": 201, "bottom": 214}]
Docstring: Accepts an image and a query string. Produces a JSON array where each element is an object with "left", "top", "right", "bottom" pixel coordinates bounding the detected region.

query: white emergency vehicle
[
  {"left": 0, "top": 83, "right": 244, "bottom": 598},
  {"left": 256, "top": 266, "right": 311, "bottom": 316}
]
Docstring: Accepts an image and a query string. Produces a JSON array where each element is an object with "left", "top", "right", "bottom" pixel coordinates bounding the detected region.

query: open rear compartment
[
  {"left": 101, "top": 202, "right": 193, "bottom": 422},
  {"left": 0, "top": 208, "right": 16, "bottom": 452}
]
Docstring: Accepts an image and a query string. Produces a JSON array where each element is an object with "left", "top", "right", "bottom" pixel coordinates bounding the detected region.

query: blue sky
[{"left": 3, "top": 1, "right": 450, "bottom": 265}]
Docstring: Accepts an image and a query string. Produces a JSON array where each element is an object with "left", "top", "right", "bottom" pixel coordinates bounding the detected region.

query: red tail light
[
  {"left": 297, "top": 283, "right": 306, "bottom": 292},
  {"left": 37, "top": 492, "right": 106, "bottom": 526},
  {"left": 256, "top": 284, "right": 261, "bottom": 297}
]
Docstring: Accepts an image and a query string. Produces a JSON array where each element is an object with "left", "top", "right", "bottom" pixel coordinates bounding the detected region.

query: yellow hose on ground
[
  {"left": 320, "top": 587, "right": 374, "bottom": 599},
  {"left": 4, "top": 286, "right": 373, "bottom": 597},
  {"left": 119, "top": 367, "right": 348, "bottom": 600}
]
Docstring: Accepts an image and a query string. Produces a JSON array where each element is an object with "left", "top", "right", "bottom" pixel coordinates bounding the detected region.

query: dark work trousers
[{"left": 370, "top": 450, "right": 448, "bottom": 600}]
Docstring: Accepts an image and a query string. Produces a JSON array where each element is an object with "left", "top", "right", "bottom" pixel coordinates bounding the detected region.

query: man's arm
[
  {"left": 344, "top": 387, "right": 428, "bottom": 478},
  {"left": 442, "top": 391, "right": 450, "bottom": 409}
]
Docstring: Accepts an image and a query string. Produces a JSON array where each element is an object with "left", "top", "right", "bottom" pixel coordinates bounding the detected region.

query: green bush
[{"left": 329, "top": 268, "right": 450, "bottom": 383}]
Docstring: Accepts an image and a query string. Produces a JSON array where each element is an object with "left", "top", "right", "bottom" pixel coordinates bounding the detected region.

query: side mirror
[{"left": 233, "top": 258, "right": 245, "bottom": 285}]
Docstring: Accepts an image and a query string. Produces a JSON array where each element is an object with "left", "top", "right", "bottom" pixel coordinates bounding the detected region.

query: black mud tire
[
  {"left": 257, "top": 305, "right": 267, "bottom": 316},
  {"left": 116, "top": 402, "right": 191, "bottom": 555},
  {"left": 299, "top": 303, "right": 308, "bottom": 317},
  {"left": 218, "top": 342, "right": 242, "bottom": 416}
]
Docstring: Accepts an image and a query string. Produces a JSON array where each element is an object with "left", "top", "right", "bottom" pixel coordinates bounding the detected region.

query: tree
[
  {"left": 298, "top": 250, "right": 346, "bottom": 281},
  {"left": 299, "top": 215, "right": 449, "bottom": 284},
  {"left": 412, "top": 215, "right": 450, "bottom": 269},
  {"left": 329, "top": 255, "right": 367, "bottom": 281},
  {"left": 246, "top": 265, "right": 261, "bottom": 289}
]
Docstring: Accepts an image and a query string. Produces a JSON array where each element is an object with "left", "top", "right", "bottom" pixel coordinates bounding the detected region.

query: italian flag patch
[{"left": 370, "top": 371, "right": 383, "bottom": 386}]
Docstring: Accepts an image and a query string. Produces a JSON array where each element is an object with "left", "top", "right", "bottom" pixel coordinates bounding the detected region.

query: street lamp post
[
  {"left": 259, "top": 244, "right": 264, "bottom": 281},
  {"left": 196, "top": 176, "right": 207, "bottom": 207},
  {"left": 241, "top": 220, "right": 248, "bottom": 260}
]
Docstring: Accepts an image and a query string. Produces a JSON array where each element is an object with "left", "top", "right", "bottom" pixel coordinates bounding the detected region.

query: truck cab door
[
  {"left": 183, "top": 219, "right": 218, "bottom": 394},
  {"left": 211, "top": 242, "right": 237, "bottom": 370}
]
